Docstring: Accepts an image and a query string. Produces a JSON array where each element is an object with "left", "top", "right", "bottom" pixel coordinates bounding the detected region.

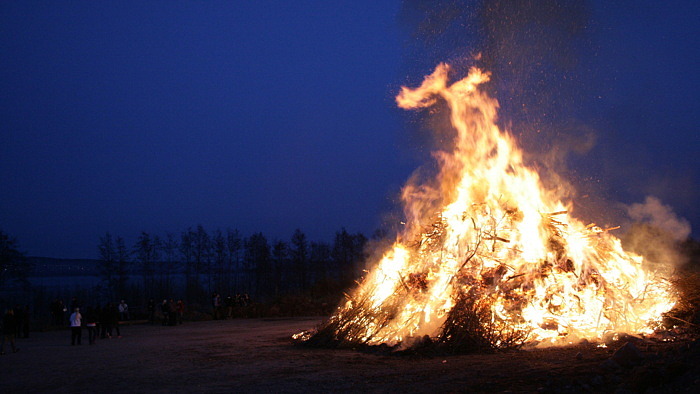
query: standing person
[
  {"left": 1, "top": 308, "right": 19, "bottom": 354},
  {"left": 21, "top": 305, "right": 30, "bottom": 338},
  {"left": 69, "top": 307, "right": 82, "bottom": 346},
  {"left": 13, "top": 304, "right": 24, "bottom": 339},
  {"left": 147, "top": 299, "right": 155, "bottom": 324},
  {"left": 110, "top": 303, "right": 121, "bottom": 338},
  {"left": 84, "top": 307, "right": 98, "bottom": 345},
  {"left": 235, "top": 293, "right": 242, "bottom": 317},
  {"left": 160, "top": 300, "right": 170, "bottom": 326},
  {"left": 225, "top": 296, "right": 233, "bottom": 319},
  {"left": 50, "top": 299, "right": 59, "bottom": 326},
  {"left": 97, "top": 305, "right": 112, "bottom": 339},
  {"left": 211, "top": 293, "right": 221, "bottom": 320},
  {"left": 118, "top": 300, "right": 129, "bottom": 321},
  {"left": 175, "top": 300, "right": 185, "bottom": 325},
  {"left": 168, "top": 299, "right": 177, "bottom": 326},
  {"left": 58, "top": 299, "right": 67, "bottom": 326}
]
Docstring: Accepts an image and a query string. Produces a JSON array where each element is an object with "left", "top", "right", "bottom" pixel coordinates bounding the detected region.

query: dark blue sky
[{"left": 1, "top": 1, "right": 698, "bottom": 258}]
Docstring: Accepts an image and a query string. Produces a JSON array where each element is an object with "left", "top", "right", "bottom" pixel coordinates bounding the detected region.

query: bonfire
[{"left": 297, "top": 64, "right": 676, "bottom": 352}]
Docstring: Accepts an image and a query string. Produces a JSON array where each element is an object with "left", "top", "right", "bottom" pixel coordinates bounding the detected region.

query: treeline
[
  {"left": 0, "top": 230, "right": 31, "bottom": 289},
  {"left": 97, "top": 226, "right": 370, "bottom": 312},
  {"left": 0, "top": 226, "right": 373, "bottom": 328}
]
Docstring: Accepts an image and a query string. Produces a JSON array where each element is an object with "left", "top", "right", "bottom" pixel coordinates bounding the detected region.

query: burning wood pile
[{"left": 296, "top": 64, "right": 677, "bottom": 353}]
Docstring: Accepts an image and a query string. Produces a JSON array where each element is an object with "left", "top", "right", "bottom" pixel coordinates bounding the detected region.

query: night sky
[{"left": 1, "top": 1, "right": 698, "bottom": 259}]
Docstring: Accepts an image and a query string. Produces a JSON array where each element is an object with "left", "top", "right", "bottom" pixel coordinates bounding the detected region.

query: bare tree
[
  {"left": 115, "top": 236, "right": 130, "bottom": 299},
  {"left": 180, "top": 228, "right": 196, "bottom": 301},
  {"left": 98, "top": 232, "right": 117, "bottom": 298},
  {"left": 310, "top": 241, "right": 331, "bottom": 294},
  {"left": 227, "top": 229, "right": 242, "bottom": 293},
  {"left": 212, "top": 229, "right": 228, "bottom": 294},
  {"left": 135, "top": 232, "right": 159, "bottom": 300},
  {"left": 332, "top": 228, "right": 367, "bottom": 285},
  {"left": 161, "top": 232, "right": 179, "bottom": 296},
  {"left": 193, "top": 225, "right": 211, "bottom": 298},
  {"left": 0, "top": 230, "right": 30, "bottom": 288},
  {"left": 271, "top": 240, "right": 289, "bottom": 298},
  {"left": 291, "top": 229, "right": 308, "bottom": 291},
  {"left": 245, "top": 232, "right": 271, "bottom": 300}
]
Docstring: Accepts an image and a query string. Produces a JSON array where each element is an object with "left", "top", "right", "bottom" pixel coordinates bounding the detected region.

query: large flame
[{"left": 322, "top": 64, "right": 675, "bottom": 348}]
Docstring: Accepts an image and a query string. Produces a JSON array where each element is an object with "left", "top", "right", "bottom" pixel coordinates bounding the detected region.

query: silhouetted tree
[
  {"left": 115, "top": 236, "right": 130, "bottom": 298},
  {"left": 135, "top": 232, "right": 159, "bottom": 300},
  {"left": 0, "top": 230, "right": 31, "bottom": 288},
  {"left": 332, "top": 228, "right": 367, "bottom": 285},
  {"left": 310, "top": 241, "right": 331, "bottom": 294},
  {"left": 161, "top": 232, "right": 179, "bottom": 296},
  {"left": 212, "top": 229, "right": 228, "bottom": 294},
  {"left": 180, "top": 228, "right": 197, "bottom": 301},
  {"left": 245, "top": 232, "right": 271, "bottom": 299},
  {"left": 271, "top": 240, "right": 289, "bottom": 297},
  {"left": 291, "top": 229, "right": 309, "bottom": 291},
  {"left": 98, "top": 232, "right": 118, "bottom": 298},
  {"left": 192, "top": 225, "right": 211, "bottom": 299},
  {"left": 227, "top": 229, "right": 242, "bottom": 292},
  {"left": 193, "top": 225, "right": 210, "bottom": 277}
]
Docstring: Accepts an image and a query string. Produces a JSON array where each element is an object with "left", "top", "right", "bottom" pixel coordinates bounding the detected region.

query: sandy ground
[{"left": 0, "top": 317, "right": 696, "bottom": 393}]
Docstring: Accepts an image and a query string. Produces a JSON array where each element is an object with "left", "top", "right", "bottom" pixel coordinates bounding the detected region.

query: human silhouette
[{"left": 1, "top": 309, "right": 19, "bottom": 354}]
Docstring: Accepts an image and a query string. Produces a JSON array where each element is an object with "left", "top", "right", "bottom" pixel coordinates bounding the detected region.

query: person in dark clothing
[
  {"left": 99, "top": 304, "right": 111, "bottom": 339},
  {"left": 1, "top": 309, "right": 19, "bottom": 354},
  {"left": 13, "top": 305, "right": 24, "bottom": 339},
  {"left": 175, "top": 300, "right": 184, "bottom": 324},
  {"left": 93, "top": 304, "right": 102, "bottom": 338},
  {"left": 21, "top": 305, "right": 30, "bottom": 338},
  {"left": 225, "top": 296, "right": 233, "bottom": 319},
  {"left": 110, "top": 303, "right": 121, "bottom": 338},
  {"left": 211, "top": 293, "right": 221, "bottom": 320},
  {"left": 84, "top": 307, "right": 98, "bottom": 345},
  {"left": 147, "top": 299, "right": 155, "bottom": 324},
  {"left": 50, "top": 300, "right": 58, "bottom": 325},
  {"left": 52, "top": 299, "right": 66, "bottom": 326},
  {"left": 168, "top": 299, "right": 177, "bottom": 326},
  {"left": 160, "top": 300, "right": 170, "bottom": 326},
  {"left": 102, "top": 303, "right": 119, "bottom": 338}
]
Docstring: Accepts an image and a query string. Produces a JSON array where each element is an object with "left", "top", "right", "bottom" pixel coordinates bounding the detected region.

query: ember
[{"left": 300, "top": 64, "right": 676, "bottom": 352}]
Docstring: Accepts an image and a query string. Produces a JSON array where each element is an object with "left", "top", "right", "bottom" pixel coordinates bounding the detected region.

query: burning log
[{"left": 435, "top": 286, "right": 531, "bottom": 353}]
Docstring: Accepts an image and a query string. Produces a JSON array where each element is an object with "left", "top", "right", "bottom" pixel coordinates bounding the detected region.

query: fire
[{"left": 308, "top": 64, "right": 676, "bottom": 349}]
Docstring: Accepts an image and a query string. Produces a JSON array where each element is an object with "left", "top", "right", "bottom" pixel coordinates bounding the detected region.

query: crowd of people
[
  {"left": 1, "top": 292, "right": 254, "bottom": 354},
  {"left": 65, "top": 299, "right": 127, "bottom": 345},
  {"left": 146, "top": 298, "right": 186, "bottom": 326},
  {"left": 48, "top": 297, "right": 125, "bottom": 345},
  {"left": 212, "top": 292, "right": 250, "bottom": 320}
]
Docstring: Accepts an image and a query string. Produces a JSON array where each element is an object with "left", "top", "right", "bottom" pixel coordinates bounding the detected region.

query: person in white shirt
[
  {"left": 69, "top": 307, "right": 82, "bottom": 345},
  {"left": 118, "top": 300, "right": 129, "bottom": 321}
]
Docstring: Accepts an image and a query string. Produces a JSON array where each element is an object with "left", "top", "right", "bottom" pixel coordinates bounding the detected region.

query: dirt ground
[{"left": 0, "top": 317, "right": 697, "bottom": 393}]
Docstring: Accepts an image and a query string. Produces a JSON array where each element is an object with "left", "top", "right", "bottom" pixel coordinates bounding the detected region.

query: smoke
[
  {"left": 397, "top": 1, "right": 596, "bottom": 193},
  {"left": 621, "top": 196, "right": 692, "bottom": 270},
  {"left": 627, "top": 196, "right": 692, "bottom": 242}
]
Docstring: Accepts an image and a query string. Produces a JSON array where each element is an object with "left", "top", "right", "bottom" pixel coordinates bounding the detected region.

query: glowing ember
[{"left": 306, "top": 64, "right": 676, "bottom": 349}]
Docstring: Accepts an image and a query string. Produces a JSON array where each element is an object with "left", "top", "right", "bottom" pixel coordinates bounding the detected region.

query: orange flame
[{"left": 335, "top": 64, "right": 675, "bottom": 347}]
